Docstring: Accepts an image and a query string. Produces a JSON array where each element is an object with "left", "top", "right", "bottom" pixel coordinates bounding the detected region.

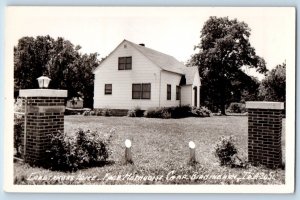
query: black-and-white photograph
[{"left": 4, "top": 7, "right": 295, "bottom": 193}]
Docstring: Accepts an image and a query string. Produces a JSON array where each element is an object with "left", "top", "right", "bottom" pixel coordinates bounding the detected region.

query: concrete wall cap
[
  {"left": 19, "top": 89, "right": 67, "bottom": 97},
  {"left": 246, "top": 101, "right": 284, "bottom": 110}
]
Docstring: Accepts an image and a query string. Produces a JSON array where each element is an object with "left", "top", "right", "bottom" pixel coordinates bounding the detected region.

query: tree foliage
[
  {"left": 259, "top": 62, "right": 286, "bottom": 102},
  {"left": 189, "top": 16, "right": 267, "bottom": 114},
  {"left": 14, "top": 35, "right": 99, "bottom": 108}
]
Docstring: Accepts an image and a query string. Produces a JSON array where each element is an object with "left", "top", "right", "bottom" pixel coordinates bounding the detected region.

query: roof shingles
[
  {"left": 183, "top": 66, "right": 199, "bottom": 85},
  {"left": 126, "top": 40, "right": 185, "bottom": 74},
  {"left": 126, "top": 40, "right": 199, "bottom": 85}
]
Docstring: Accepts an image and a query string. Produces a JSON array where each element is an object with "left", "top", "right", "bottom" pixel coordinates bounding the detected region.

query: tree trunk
[
  {"left": 220, "top": 101, "right": 226, "bottom": 115},
  {"left": 220, "top": 73, "right": 226, "bottom": 115},
  {"left": 83, "top": 97, "right": 93, "bottom": 109}
]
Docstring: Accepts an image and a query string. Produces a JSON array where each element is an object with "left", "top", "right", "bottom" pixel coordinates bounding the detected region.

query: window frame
[
  {"left": 132, "top": 83, "right": 151, "bottom": 100},
  {"left": 176, "top": 85, "right": 181, "bottom": 100},
  {"left": 167, "top": 84, "right": 171, "bottom": 100},
  {"left": 132, "top": 84, "right": 142, "bottom": 99},
  {"left": 118, "top": 56, "right": 132, "bottom": 70},
  {"left": 104, "top": 84, "right": 112, "bottom": 95}
]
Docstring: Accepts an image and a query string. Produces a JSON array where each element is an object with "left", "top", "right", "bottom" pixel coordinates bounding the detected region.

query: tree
[
  {"left": 240, "top": 77, "right": 261, "bottom": 102},
  {"left": 189, "top": 16, "right": 267, "bottom": 114},
  {"left": 72, "top": 53, "right": 100, "bottom": 108},
  {"left": 259, "top": 62, "right": 286, "bottom": 102},
  {"left": 45, "top": 37, "right": 81, "bottom": 100},
  {"left": 14, "top": 35, "right": 99, "bottom": 108},
  {"left": 14, "top": 36, "right": 54, "bottom": 90},
  {"left": 230, "top": 74, "right": 261, "bottom": 103}
]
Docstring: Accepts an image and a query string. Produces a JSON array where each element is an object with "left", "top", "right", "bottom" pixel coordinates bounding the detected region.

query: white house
[{"left": 93, "top": 39, "right": 201, "bottom": 111}]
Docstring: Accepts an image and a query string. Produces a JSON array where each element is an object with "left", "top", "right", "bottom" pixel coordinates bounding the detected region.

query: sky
[{"left": 6, "top": 7, "right": 295, "bottom": 80}]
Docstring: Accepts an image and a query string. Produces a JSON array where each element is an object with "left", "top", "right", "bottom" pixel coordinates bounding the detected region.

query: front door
[{"left": 193, "top": 87, "right": 197, "bottom": 107}]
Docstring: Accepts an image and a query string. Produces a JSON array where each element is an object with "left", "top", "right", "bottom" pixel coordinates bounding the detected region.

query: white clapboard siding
[
  {"left": 180, "top": 72, "right": 201, "bottom": 107},
  {"left": 180, "top": 85, "right": 192, "bottom": 106},
  {"left": 94, "top": 41, "right": 161, "bottom": 110},
  {"left": 159, "top": 70, "right": 181, "bottom": 107}
]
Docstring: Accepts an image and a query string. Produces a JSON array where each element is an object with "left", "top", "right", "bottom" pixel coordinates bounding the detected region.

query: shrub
[
  {"left": 64, "top": 108, "right": 78, "bottom": 115},
  {"left": 82, "top": 110, "right": 90, "bottom": 116},
  {"left": 14, "top": 120, "right": 23, "bottom": 157},
  {"left": 214, "top": 136, "right": 238, "bottom": 166},
  {"left": 82, "top": 108, "right": 112, "bottom": 116},
  {"left": 44, "top": 128, "right": 112, "bottom": 172},
  {"left": 14, "top": 98, "right": 24, "bottom": 157},
  {"left": 161, "top": 109, "right": 172, "bottom": 119},
  {"left": 75, "top": 129, "right": 111, "bottom": 166},
  {"left": 227, "top": 102, "right": 246, "bottom": 113},
  {"left": 143, "top": 107, "right": 170, "bottom": 119},
  {"left": 127, "top": 106, "right": 144, "bottom": 117},
  {"left": 65, "top": 108, "right": 91, "bottom": 115},
  {"left": 101, "top": 108, "right": 112, "bottom": 116},
  {"left": 144, "top": 107, "right": 162, "bottom": 118},
  {"left": 170, "top": 105, "right": 191, "bottom": 118},
  {"left": 127, "top": 109, "right": 135, "bottom": 117},
  {"left": 191, "top": 106, "right": 212, "bottom": 117},
  {"left": 95, "top": 109, "right": 102, "bottom": 116}
]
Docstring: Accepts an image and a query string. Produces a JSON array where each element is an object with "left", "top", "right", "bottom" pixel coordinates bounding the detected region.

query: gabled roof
[
  {"left": 93, "top": 39, "right": 200, "bottom": 85},
  {"left": 125, "top": 40, "right": 185, "bottom": 74},
  {"left": 183, "top": 66, "right": 199, "bottom": 85}
]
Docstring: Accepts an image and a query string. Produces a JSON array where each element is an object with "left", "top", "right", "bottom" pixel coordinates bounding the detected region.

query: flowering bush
[{"left": 44, "top": 128, "right": 113, "bottom": 171}]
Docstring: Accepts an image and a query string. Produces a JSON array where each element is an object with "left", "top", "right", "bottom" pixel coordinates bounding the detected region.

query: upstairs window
[
  {"left": 132, "top": 83, "right": 151, "bottom": 99},
  {"left": 118, "top": 56, "right": 132, "bottom": 70},
  {"left": 104, "top": 84, "right": 112, "bottom": 95},
  {"left": 167, "top": 84, "right": 171, "bottom": 100},
  {"left": 176, "top": 86, "right": 181, "bottom": 100}
]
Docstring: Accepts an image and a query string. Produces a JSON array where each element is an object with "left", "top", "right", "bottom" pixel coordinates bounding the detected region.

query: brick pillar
[
  {"left": 246, "top": 101, "right": 284, "bottom": 169},
  {"left": 19, "top": 89, "right": 67, "bottom": 166}
]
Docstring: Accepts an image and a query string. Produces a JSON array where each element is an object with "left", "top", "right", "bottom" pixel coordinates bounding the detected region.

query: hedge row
[{"left": 129, "top": 105, "right": 212, "bottom": 119}]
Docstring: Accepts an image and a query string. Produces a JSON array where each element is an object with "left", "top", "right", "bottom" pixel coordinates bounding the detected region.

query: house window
[
  {"left": 167, "top": 84, "right": 171, "bottom": 100},
  {"left": 132, "top": 83, "right": 151, "bottom": 99},
  {"left": 104, "top": 84, "right": 112, "bottom": 95},
  {"left": 118, "top": 56, "right": 132, "bottom": 70},
  {"left": 132, "top": 84, "right": 141, "bottom": 99},
  {"left": 176, "top": 86, "right": 181, "bottom": 100}
]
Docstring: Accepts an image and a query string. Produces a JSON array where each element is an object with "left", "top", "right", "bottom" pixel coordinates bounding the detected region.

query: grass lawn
[{"left": 14, "top": 116, "right": 285, "bottom": 185}]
